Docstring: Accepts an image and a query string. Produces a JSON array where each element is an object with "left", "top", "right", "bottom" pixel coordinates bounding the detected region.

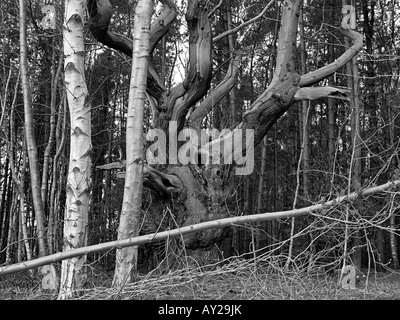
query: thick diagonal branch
[
  {"left": 300, "top": 28, "right": 363, "bottom": 87},
  {"left": 200, "top": 1, "right": 302, "bottom": 169},
  {"left": 205, "top": 5, "right": 363, "bottom": 161},
  {"left": 88, "top": 0, "right": 177, "bottom": 54},
  {"left": 158, "top": 0, "right": 213, "bottom": 131},
  {"left": 295, "top": 86, "right": 351, "bottom": 101},
  {"left": 189, "top": 53, "right": 242, "bottom": 129},
  {"left": 87, "top": 0, "right": 177, "bottom": 100}
]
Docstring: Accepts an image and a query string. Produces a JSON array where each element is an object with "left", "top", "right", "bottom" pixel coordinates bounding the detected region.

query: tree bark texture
[
  {"left": 59, "top": 0, "right": 92, "bottom": 299},
  {"left": 112, "top": 0, "right": 154, "bottom": 287}
]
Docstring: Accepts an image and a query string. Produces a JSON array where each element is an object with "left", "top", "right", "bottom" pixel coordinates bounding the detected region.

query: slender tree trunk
[
  {"left": 17, "top": 215, "right": 23, "bottom": 263},
  {"left": 112, "top": 0, "right": 154, "bottom": 287},
  {"left": 350, "top": 41, "right": 362, "bottom": 274},
  {"left": 299, "top": 6, "right": 309, "bottom": 200},
  {"left": 0, "top": 157, "right": 9, "bottom": 244},
  {"left": 41, "top": 50, "right": 63, "bottom": 209},
  {"left": 18, "top": 139, "right": 33, "bottom": 261},
  {"left": 256, "top": 137, "right": 267, "bottom": 250},
  {"left": 343, "top": 0, "right": 362, "bottom": 272},
  {"left": 269, "top": 9, "right": 280, "bottom": 248},
  {"left": 227, "top": 2, "right": 237, "bottom": 125},
  {"left": 272, "top": 126, "right": 279, "bottom": 245},
  {"left": 389, "top": 100, "right": 400, "bottom": 270},
  {"left": 286, "top": 5, "right": 310, "bottom": 268},
  {"left": 59, "top": 0, "right": 92, "bottom": 299},
  {"left": 19, "top": 0, "right": 47, "bottom": 258},
  {"left": 5, "top": 192, "right": 17, "bottom": 263},
  {"left": 48, "top": 93, "right": 67, "bottom": 254},
  {"left": 300, "top": 4, "right": 314, "bottom": 271},
  {"left": 327, "top": 26, "right": 336, "bottom": 162},
  {"left": 0, "top": 168, "right": 13, "bottom": 258},
  {"left": 389, "top": 203, "right": 399, "bottom": 269},
  {"left": 3, "top": 72, "right": 20, "bottom": 260}
]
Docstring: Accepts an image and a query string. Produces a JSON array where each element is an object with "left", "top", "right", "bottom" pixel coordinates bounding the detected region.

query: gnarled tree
[{"left": 88, "top": 0, "right": 362, "bottom": 280}]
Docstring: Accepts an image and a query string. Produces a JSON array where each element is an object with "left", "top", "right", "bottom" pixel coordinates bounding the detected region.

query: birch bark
[
  {"left": 112, "top": 0, "right": 154, "bottom": 287},
  {"left": 59, "top": 0, "right": 92, "bottom": 299}
]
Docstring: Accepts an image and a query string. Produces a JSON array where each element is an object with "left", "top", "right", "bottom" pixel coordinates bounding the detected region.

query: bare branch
[
  {"left": 294, "top": 86, "right": 351, "bottom": 101},
  {"left": 300, "top": 28, "right": 363, "bottom": 87},
  {"left": 149, "top": 0, "right": 178, "bottom": 53},
  {"left": 189, "top": 53, "right": 242, "bottom": 128},
  {"left": 87, "top": 0, "right": 133, "bottom": 56},
  {"left": 162, "top": 0, "right": 213, "bottom": 129},
  {"left": 1, "top": 179, "right": 399, "bottom": 276},
  {"left": 208, "top": 0, "right": 223, "bottom": 18},
  {"left": 87, "top": 0, "right": 177, "bottom": 101},
  {"left": 212, "top": 0, "right": 274, "bottom": 43},
  {"left": 88, "top": 0, "right": 177, "bottom": 55},
  {"left": 97, "top": 162, "right": 184, "bottom": 195}
]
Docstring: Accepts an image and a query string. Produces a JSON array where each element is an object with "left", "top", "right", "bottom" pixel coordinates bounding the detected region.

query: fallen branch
[{"left": 1, "top": 179, "right": 399, "bottom": 276}]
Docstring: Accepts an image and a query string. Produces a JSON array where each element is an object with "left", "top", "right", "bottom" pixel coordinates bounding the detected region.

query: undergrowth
[{"left": 1, "top": 254, "right": 400, "bottom": 300}]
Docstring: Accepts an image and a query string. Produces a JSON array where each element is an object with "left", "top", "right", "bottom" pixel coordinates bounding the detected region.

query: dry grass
[{"left": 1, "top": 256, "right": 400, "bottom": 300}]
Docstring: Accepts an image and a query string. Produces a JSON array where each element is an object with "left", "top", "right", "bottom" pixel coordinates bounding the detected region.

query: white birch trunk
[
  {"left": 59, "top": 0, "right": 91, "bottom": 299},
  {"left": 112, "top": 0, "right": 154, "bottom": 287}
]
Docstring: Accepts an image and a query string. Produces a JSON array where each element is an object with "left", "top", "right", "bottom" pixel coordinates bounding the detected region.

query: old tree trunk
[{"left": 88, "top": 0, "right": 362, "bottom": 278}]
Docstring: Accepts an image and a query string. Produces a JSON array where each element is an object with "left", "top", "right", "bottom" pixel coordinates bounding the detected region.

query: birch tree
[
  {"left": 112, "top": 0, "right": 154, "bottom": 287},
  {"left": 59, "top": 0, "right": 92, "bottom": 299}
]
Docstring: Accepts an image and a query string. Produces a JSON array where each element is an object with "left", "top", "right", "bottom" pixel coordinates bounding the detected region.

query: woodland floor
[{"left": 1, "top": 258, "right": 400, "bottom": 300}]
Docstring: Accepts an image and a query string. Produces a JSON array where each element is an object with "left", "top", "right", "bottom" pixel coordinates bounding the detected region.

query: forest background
[{"left": 0, "top": 0, "right": 400, "bottom": 299}]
